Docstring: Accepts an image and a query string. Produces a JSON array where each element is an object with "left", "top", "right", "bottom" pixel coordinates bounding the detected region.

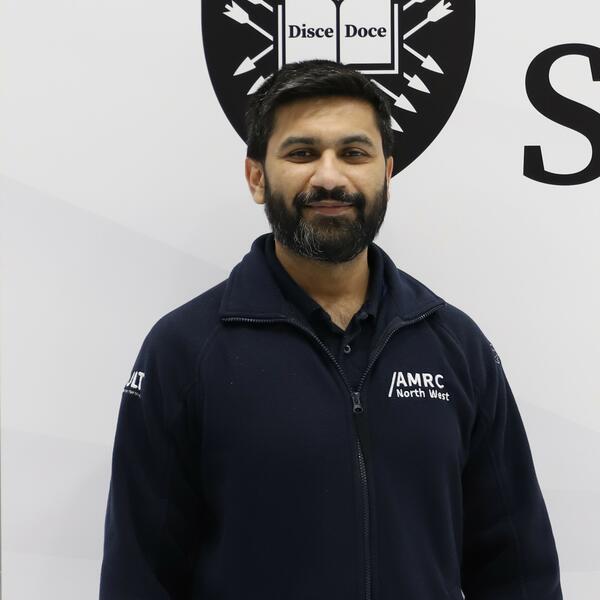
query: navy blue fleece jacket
[{"left": 99, "top": 233, "right": 563, "bottom": 599}]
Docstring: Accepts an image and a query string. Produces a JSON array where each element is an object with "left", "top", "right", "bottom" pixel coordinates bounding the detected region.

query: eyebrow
[{"left": 278, "top": 134, "right": 376, "bottom": 151}]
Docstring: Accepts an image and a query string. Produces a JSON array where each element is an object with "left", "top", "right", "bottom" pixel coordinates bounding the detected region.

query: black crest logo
[{"left": 202, "top": 0, "right": 475, "bottom": 176}]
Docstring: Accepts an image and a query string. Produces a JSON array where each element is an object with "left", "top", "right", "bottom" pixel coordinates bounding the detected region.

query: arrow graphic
[
  {"left": 247, "top": 0, "right": 273, "bottom": 12},
  {"left": 234, "top": 44, "right": 274, "bottom": 75},
  {"left": 370, "top": 79, "right": 417, "bottom": 113},
  {"left": 404, "top": 44, "right": 444, "bottom": 74},
  {"left": 403, "top": 0, "right": 427, "bottom": 11},
  {"left": 404, "top": 72, "right": 430, "bottom": 93},
  {"left": 247, "top": 74, "right": 267, "bottom": 95},
  {"left": 223, "top": 1, "right": 273, "bottom": 41},
  {"left": 390, "top": 116, "right": 403, "bottom": 133},
  {"left": 404, "top": 0, "right": 453, "bottom": 40}
]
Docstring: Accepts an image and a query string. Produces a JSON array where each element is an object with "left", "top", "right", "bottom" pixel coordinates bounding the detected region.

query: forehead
[{"left": 268, "top": 96, "right": 381, "bottom": 148}]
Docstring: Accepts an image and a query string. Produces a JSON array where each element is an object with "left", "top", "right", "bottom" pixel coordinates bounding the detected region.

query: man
[{"left": 99, "top": 59, "right": 563, "bottom": 599}]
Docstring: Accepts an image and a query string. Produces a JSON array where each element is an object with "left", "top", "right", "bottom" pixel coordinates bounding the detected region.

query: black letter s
[{"left": 524, "top": 44, "right": 600, "bottom": 185}]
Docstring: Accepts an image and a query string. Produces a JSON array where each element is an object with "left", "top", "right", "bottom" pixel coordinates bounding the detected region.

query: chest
[{"left": 198, "top": 321, "right": 477, "bottom": 487}]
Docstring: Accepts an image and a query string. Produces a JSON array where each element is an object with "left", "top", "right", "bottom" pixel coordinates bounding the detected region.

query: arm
[
  {"left": 99, "top": 318, "right": 205, "bottom": 599},
  {"left": 461, "top": 339, "right": 563, "bottom": 599}
]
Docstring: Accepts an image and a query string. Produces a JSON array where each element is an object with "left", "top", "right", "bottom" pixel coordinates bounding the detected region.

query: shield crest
[{"left": 202, "top": 0, "right": 475, "bottom": 176}]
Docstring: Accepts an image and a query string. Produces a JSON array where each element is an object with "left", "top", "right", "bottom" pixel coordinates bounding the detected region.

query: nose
[{"left": 308, "top": 149, "right": 349, "bottom": 191}]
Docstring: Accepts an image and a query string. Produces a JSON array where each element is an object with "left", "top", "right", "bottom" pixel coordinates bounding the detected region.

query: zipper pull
[{"left": 351, "top": 391, "right": 363, "bottom": 414}]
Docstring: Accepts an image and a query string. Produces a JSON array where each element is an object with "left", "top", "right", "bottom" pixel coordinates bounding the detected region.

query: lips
[
  {"left": 304, "top": 203, "right": 355, "bottom": 216},
  {"left": 305, "top": 201, "right": 353, "bottom": 208}
]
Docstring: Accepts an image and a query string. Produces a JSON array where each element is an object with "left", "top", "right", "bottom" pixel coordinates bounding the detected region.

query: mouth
[{"left": 305, "top": 202, "right": 354, "bottom": 216}]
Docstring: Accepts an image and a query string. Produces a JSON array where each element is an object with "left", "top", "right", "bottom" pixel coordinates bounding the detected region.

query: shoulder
[
  {"left": 430, "top": 301, "right": 504, "bottom": 386},
  {"left": 158, "top": 278, "right": 228, "bottom": 343},
  {"left": 433, "top": 302, "right": 490, "bottom": 347},
  {"left": 132, "top": 279, "right": 229, "bottom": 384}
]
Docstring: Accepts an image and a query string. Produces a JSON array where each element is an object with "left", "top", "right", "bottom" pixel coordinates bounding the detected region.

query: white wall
[{"left": 1, "top": 0, "right": 599, "bottom": 598}]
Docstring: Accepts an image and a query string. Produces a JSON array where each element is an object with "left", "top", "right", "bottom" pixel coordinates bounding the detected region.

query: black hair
[{"left": 244, "top": 59, "right": 394, "bottom": 162}]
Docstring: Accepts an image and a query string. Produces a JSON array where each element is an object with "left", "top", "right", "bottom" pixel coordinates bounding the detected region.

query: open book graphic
[{"left": 277, "top": 0, "right": 400, "bottom": 74}]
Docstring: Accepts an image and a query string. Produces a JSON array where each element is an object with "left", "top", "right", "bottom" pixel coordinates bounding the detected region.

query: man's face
[{"left": 247, "top": 96, "right": 393, "bottom": 263}]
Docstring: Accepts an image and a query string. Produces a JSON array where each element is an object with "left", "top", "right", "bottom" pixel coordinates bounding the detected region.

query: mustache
[{"left": 293, "top": 186, "right": 366, "bottom": 209}]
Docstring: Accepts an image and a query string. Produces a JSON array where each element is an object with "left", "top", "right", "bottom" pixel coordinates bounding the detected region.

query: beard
[{"left": 263, "top": 172, "right": 388, "bottom": 263}]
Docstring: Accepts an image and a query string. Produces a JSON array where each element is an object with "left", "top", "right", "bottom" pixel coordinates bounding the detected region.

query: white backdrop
[{"left": 1, "top": 0, "right": 599, "bottom": 598}]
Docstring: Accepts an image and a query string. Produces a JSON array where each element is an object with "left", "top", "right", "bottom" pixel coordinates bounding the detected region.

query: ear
[
  {"left": 245, "top": 157, "right": 266, "bottom": 205},
  {"left": 385, "top": 155, "right": 393, "bottom": 186}
]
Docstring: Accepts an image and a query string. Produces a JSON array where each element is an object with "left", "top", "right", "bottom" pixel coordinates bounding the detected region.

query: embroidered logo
[
  {"left": 123, "top": 370, "right": 145, "bottom": 398},
  {"left": 388, "top": 370, "right": 451, "bottom": 401},
  {"left": 489, "top": 341, "right": 501, "bottom": 365}
]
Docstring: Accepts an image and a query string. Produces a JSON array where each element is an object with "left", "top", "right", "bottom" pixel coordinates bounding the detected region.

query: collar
[
  {"left": 262, "top": 232, "right": 384, "bottom": 322},
  {"left": 219, "top": 232, "right": 446, "bottom": 324}
]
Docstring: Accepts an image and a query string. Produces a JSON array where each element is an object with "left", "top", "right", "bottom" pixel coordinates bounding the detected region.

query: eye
[
  {"left": 344, "top": 149, "right": 367, "bottom": 157},
  {"left": 288, "top": 149, "right": 313, "bottom": 158}
]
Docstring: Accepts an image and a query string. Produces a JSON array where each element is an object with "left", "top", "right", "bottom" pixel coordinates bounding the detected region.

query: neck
[{"left": 273, "top": 238, "right": 370, "bottom": 309}]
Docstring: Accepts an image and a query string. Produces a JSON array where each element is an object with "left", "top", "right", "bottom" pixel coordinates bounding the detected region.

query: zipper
[
  {"left": 356, "top": 435, "right": 371, "bottom": 599},
  {"left": 222, "top": 301, "right": 446, "bottom": 600}
]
